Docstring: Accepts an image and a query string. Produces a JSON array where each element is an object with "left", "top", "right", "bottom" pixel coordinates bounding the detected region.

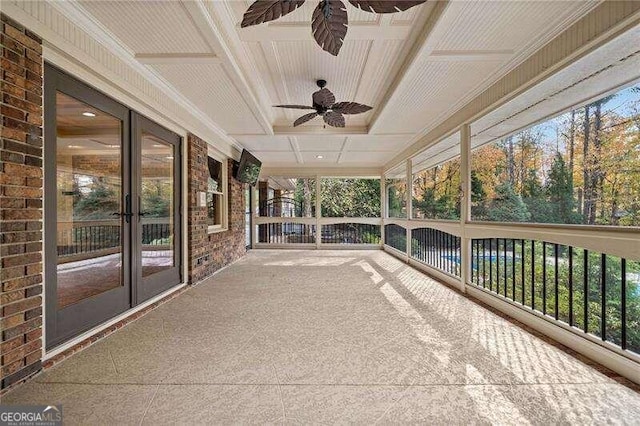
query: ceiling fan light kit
[
  {"left": 274, "top": 80, "right": 372, "bottom": 128},
  {"left": 241, "top": 0, "right": 428, "bottom": 56}
]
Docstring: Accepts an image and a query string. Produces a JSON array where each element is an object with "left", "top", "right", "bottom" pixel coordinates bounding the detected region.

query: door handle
[{"left": 113, "top": 194, "right": 133, "bottom": 223}]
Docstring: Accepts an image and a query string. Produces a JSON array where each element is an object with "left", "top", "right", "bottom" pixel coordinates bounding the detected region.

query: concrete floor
[{"left": 4, "top": 250, "right": 640, "bottom": 424}]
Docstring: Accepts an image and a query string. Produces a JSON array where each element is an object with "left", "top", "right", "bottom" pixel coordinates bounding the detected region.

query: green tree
[
  {"left": 321, "top": 178, "right": 381, "bottom": 217},
  {"left": 73, "top": 177, "right": 120, "bottom": 220},
  {"left": 487, "top": 182, "right": 531, "bottom": 222},
  {"left": 546, "top": 153, "right": 580, "bottom": 224}
]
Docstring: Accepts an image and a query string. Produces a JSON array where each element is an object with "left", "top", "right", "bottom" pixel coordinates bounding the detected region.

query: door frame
[
  {"left": 131, "top": 113, "right": 182, "bottom": 304},
  {"left": 44, "top": 64, "right": 132, "bottom": 349},
  {"left": 44, "top": 65, "right": 184, "bottom": 350}
]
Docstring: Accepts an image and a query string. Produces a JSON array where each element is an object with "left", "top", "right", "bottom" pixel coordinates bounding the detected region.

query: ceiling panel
[
  {"left": 347, "top": 135, "right": 413, "bottom": 152},
  {"left": 374, "top": 60, "right": 504, "bottom": 134},
  {"left": 79, "top": 0, "right": 211, "bottom": 54},
  {"left": 301, "top": 151, "right": 340, "bottom": 163},
  {"left": 296, "top": 136, "right": 346, "bottom": 152},
  {"left": 234, "top": 135, "right": 293, "bottom": 152},
  {"left": 434, "top": 1, "right": 589, "bottom": 52},
  {"left": 150, "top": 63, "right": 265, "bottom": 135},
  {"left": 340, "top": 151, "right": 393, "bottom": 164},
  {"left": 271, "top": 39, "right": 371, "bottom": 112},
  {"left": 252, "top": 151, "right": 299, "bottom": 163}
]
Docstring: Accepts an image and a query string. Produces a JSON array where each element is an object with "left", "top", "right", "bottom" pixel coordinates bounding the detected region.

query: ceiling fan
[
  {"left": 274, "top": 80, "right": 372, "bottom": 128},
  {"left": 241, "top": 0, "right": 428, "bottom": 56}
]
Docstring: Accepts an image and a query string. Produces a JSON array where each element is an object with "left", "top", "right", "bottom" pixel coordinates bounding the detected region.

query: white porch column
[
  {"left": 459, "top": 123, "right": 471, "bottom": 293},
  {"left": 405, "top": 158, "right": 412, "bottom": 260},
  {"left": 380, "top": 173, "right": 386, "bottom": 246},
  {"left": 315, "top": 175, "right": 321, "bottom": 249}
]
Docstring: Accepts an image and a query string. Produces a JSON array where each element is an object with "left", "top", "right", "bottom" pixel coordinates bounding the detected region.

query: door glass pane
[
  {"left": 141, "top": 133, "right": 175, "bottom": 277},
  {"left": 56, "top": 92, "right": 123, "bottom": 308}
]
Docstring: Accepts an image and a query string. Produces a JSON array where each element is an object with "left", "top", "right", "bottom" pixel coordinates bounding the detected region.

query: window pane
[
  {"left": 140, "top": 133, "right": 175, "bottom": 277},
  {"left": 412, "top": 157, "right": 460, "bottom": 220},
  {"left": 471, "top": 84, "right": 640, "bottom": 225},
  {"left": 320, "top": 178, "right": 380, "bottom": 217},
  {"left": 56, "top": 92, "right": 123, "bottom": 308}
]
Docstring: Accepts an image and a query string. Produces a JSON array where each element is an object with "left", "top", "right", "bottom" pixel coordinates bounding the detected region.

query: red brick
[
  {"left": 1, "top": 209, "right": 42, "bottom": 220},
  {"left": 2, "top": 296, "right": 41, "bottom": 317},
  {"left": 2, "top": 275, "right": 42, "bottom": 291},
  {"left": 0, "top": 265, "right": 25, "bottom": 282},
  {"left": 3, "top": 162, "right": 42, "bottom": 178},
  {"left": 4, "top": 24, "right": 41, "bottom": 53},
  {"left": 1, "top": 104, "right": 25, "bottom": 121},
  {"left": 2, "top": 339, "right": 41, "bottom": 365},
  {"left": 0, "top": 289, "right": 25, "bottom": 305},
  {"left": 0, "top": 336, "right": 24, "bottom": 354},
  {"left": 1, "top": 317, "right": 41, "bottom": 341},
  {"left": 2, "top": 252, "right": 41, "bottom": 268},
  {"left": 1, "top": 313, "right": 24, "bottom": 330}
]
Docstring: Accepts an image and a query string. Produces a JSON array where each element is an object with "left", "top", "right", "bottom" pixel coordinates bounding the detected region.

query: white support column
[
  {"left": 405, "top": 158, "right": 412, "bottom": 261},
  {"left": 251, "top": 185, "right": 258, "bottom": 249},
  {"left": 315, "top": 175, "right": 321, "bottom": 249},
  {"left": 459, "top": 123, "right": 471, "bottom": 293},
  {"left": 380, "top": 173, "right": 386, "bottom": 246}
]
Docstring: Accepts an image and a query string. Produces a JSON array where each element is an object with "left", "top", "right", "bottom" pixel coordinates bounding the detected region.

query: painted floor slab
[{"left": 3, "top": 250, "right": 640, "bottom": 424}]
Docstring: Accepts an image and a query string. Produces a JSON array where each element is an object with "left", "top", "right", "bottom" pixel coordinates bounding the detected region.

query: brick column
[
  {"left": 0, "top": 13, "right": 44, "bottom": 390},
  {"left": 257, "top": 180, "right": 269, "bottom": 242},
  {"left": 187, "top": 133, "right": 246, "bottom": 284}
]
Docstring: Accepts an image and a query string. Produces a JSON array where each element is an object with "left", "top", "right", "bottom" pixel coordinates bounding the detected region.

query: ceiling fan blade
[
  {"left": 331, "top": 102, "right": 372, "bottom": 114},
  {"left": 293, "top": 112, "right": 319, "bottom": 127},
  {"left": 312, "top": 88, "right": 336, "bottom": 108},
  {"left": 273, "top": 104, "right": 316, "bottom": 110},
  {"left": 311, "top": 0, "right": 348, "bottom": 56},
  {"left": 323, "top": 111, "right": 345, "bottom": 128},
  {"left": 241, "top": 0, "right": 306, "bottom": 27},
  {"left": 347, "top": 0, "right": 426, "bottom": 13}
]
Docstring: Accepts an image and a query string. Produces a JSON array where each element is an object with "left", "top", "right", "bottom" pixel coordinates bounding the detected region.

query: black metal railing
[
  {"left": 259, "top": 197, "right": 314, "bottom": 218},
  {"left": 57, "top": 222, "right": 171, "bottom": 256},
  {"left": 57, "top": 225, "right": 121, "bottom": 256},
  {"left": 411, "top": 228, "right": 461, "bottom": 277},
  {"left": 471, "top": 238, "right": 640, "bottom": 355},
  {"left": 257, "top": 223, "right": 316, "bottom": 244},
  {"left": 141, "top": 223, "right": 171, "bottom": 245},
  {"left": 384, "top": 224, "right": 406, "bottom": 253},
  {"left": 321, "top": 223, "right": 381, "bottom": 244}
]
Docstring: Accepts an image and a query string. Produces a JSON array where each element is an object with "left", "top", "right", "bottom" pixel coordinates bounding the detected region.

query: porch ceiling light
[
  {"left": 82, "top": 111, "right": 96, "bottom": 117},
  {"left": 316, "top": 155, "right": 324, "bottom": 159}
]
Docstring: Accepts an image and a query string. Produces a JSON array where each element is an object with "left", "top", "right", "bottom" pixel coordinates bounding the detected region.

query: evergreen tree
[
  {"left": 546, "top": 153, "right": 580, "bottom": 224},
  {"left": 73, "top": 177, "right": 120, "bottom": 220},
  {"left": 487, "top": 182, "right": 531, "bottom": 222},
  {"left": 522, "top": 169, "right": 553, "bottom": 223},
  {"left": 470, "top": 171, "right": 487, "bottom": 219}
]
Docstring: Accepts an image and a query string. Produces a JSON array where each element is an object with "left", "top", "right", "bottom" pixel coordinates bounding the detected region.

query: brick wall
[
  {"left": 0, "top": 13, "right": 44, "bottom": 389},
  {"left": 187, "top": 133, "right": 246, "bottom": 284}
]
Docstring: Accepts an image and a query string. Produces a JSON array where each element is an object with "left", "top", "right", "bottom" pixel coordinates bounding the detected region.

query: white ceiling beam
[
  {"left": 288, "top": 136, "right": 304, "bottom": 164},
  {"left": 367, "top": 1, "right": 451, "bottom": 134},
  {"left": 181, "top": 0, "right": 275, "bottom": 136},
  {"left": 273, "top": 125, "right": 368, "bottom": 135},
  {"left": 239, "top": 24, "right": 411, "bottom": 42},
  {"left": 135, "top": 53, "right": 221, "bottom": 64},
  {"left": 261, "top": 166, "right": 383, "bottom": 178},
  {"left": 427, "top": 50, "right": 515, "bottom": 62}
]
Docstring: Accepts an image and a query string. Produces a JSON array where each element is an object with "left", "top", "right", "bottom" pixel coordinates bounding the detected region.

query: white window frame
[{"left": 207, "top": 146, "right": 228, "bottom": 234}]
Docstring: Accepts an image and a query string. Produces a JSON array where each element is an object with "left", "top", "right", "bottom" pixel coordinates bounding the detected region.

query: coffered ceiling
[{"left": 71, "top": 0, "right": 599, "bottom": 168}]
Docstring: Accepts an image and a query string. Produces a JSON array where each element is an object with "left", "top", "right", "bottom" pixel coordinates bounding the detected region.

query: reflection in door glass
[
  {"left": 141, "top": 133, "right": 175, "bottom": 277},
  {"left": 56, "top": 92, "right": 123, "bottom": 308}
]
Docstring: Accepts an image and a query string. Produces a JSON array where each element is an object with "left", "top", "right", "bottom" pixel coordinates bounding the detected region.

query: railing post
[
  {"left": 459, "top": 123, "right": 471, "bottom": 293},
  {"left": 405, "top": 159, "right": 412, "bottom": 261},
  {"left": 315, "top": 175, "right": 321, "bottom": 249},
  {"left": 380, "top": 173, "right": 386, "bottom": 246}
]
